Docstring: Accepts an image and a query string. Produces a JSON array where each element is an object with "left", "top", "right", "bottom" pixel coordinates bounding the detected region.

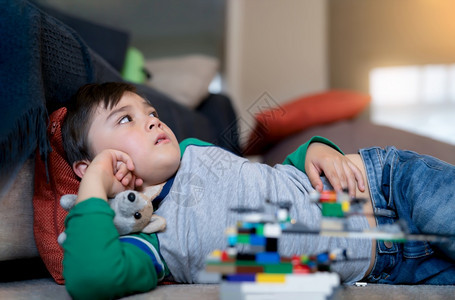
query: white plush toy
[{"left": 58, "top": 185, "right": 166, "bottom": 245}]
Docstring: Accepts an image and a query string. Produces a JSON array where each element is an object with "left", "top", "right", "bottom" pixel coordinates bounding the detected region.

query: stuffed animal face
[{"left": 110, "top": 190, "right": 156, "bottom": 235}]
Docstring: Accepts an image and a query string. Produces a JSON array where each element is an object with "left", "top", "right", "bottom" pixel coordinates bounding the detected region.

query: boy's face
[{"left": 87, "top": 92, "right": 181, "bottom": 186}]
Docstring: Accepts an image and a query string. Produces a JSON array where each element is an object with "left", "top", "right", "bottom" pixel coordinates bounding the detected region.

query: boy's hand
[
  {"left": 76, "top": 149, "right": 143, "bottom": 203},
  {"left": 305, "top": 142, "right": 365, "bottom": 198}
]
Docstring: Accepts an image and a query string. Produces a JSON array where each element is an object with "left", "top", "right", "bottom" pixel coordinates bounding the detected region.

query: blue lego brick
[
  {"left": 227, "top": 235, "right": 237, "bottom": 246},
  {"left": 250, "top": 234, "right": 266, "bottom": 246},
  {"left": 317, "top": 253, "right": 329, "bottom": 263},
  {"left": 256, "top": 252, "right": 280, "bottom": 264},
  {"left": 241, "top": 222, "right": 256, "bottom": 229},
  {"left": 225, "top": 273, "right": 256, "bottom": 282}
]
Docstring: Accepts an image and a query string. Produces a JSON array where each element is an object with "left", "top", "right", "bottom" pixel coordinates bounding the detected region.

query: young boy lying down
[{"left": 61, "top": 82, "right": 455, "bottom": 299}]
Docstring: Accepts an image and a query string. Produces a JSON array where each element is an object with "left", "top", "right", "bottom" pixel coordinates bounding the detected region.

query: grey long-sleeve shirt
[{"left": 156, "top": 141, "right": 371, "bottom": 284}]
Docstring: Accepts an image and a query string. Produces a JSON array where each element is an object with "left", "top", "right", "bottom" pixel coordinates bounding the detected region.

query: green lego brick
[
  {"left": 235, "top": 260, "right": 261, "bottom": 266},
  {"left": 256, "top": 224, "right": 264, "bottom": 235},
  {"left": 264, "top": 263, "right": 293, "bottom": 274},
  {"left": 237, "top": 234, "right": 250, "bottom": 244},
  {"left": 322, "top": 203, "right": 344, "bottom": 217}
]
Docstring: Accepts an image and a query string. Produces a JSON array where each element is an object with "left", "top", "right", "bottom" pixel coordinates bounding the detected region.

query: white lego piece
[
  {"left": 263, "top": 223, "right": 282, "bottom": 237},
  {"left": 220, "top": 272, "right": 340, "bottom": 300}
]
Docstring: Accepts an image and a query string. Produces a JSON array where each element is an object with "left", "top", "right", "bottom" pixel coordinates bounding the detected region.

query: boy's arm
[
  {"left": 64, "top": 150, "right": 154, "bottom": 299},
  {"left": 63, "top": 198, "right": 163, "bottom": 299},
  {"left": 283, "top": 136, "right": 365, "bottom": 197}
]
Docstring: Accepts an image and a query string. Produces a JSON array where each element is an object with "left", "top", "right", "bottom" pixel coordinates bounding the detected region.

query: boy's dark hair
[{"left": 62, "top": 82, "right": 137, "bottom": 166}]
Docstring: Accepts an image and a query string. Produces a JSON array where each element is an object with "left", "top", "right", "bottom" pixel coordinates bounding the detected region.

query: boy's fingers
[
  {"left": 346, "top": 160, "right": 365, "bottom": 192},
  {"left": 115, "top": 162, "right": 129, "bottom": 181},
  {"left": 338, "top": 161, "right": 356, "bottom": 197},
  {"left": 121, "top": 172, "right": 133, "bottom": 187},
  {"left": 110, "top": 150, "right": 135, "bottom": 171},
  {"left": 328, "top": 160, "right": 345, "bottom": 192},
  {"left": 135, "top": 177, "right": 144, "bottom": 187},
  {"left": 342, "top": 163, "right": 357, "bottom": 198},
  {"left": 307, "top": 164, "right": 324, "bottom": 192}
]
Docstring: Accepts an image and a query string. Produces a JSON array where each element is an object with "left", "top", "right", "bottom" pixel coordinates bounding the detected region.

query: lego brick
[
  {"left": 277, "top": 208, "right": 290, "bottom": 222},
  {"left": 319, "top": 191, "right": 337, "bottom": 202},
  {"left": 264, "top": 223, "right": 281, "bottom": 237},
  {"left": 219, "top": 273, "right": 341, "bottom": 300},
  {"left": 205, "top": 263, "right": 236, "bottom": 274},
  {"left": 316, "top": 252, "right": 329, "bottom": 263},
  {"left": 227, "top": 235, "right": 237, "bottom": 246},
  {"left": 300, "top": 254, "right": 310, "bottom": 264},
  {"left": 256, "top": 273, "right": 286, "bottom": 283},
  {"left": 225, "top": 273, "right": 256, "bottom": 282},
  {"left": 249, "top": 234, "right": 266, "bottom": 246},
  {"left": 265, "top": 237, "right": 278, "bottom": 252},
  {"left": 236, "top": 265, "right": 264, "bottom": 274},
  {"left": 256, "top": 252, "right": 280, "bottom": 264},
  {"left": 292, "top": 264, "right": 311, "bottom": 274},
  {"left": 256, "top": 223, "right": 264, "bottom": 235},
  {"left": 264, "top": 262, "right": 293, "bottom": 274},
  {"left": 235, "top": 260, "right": 261, "bottom": 267},
  {"left": 237, "top": 253, "right": 256, "bottom": 261},
  {"left": 342, "top": 201, "right": 350, "bottom": 212},
  {"left": 321, "top": 203, "right": 344, "bottom": 217},
  {"left": 239, "top": 221, "right": 255, "bottom": 229},
  {"left": 237, "top": 233, "right": 250, "bottom": 244},
  {"left": 238, "top": 227, "right": 256, "bottom": 234},
  {"left": 221, "top": 251, "right": 234, "bottom": 262}
]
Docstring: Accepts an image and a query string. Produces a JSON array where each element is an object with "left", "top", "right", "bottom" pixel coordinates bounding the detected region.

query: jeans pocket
[{"left": 403, "top": 241, "right": 434, "bottom": 259}]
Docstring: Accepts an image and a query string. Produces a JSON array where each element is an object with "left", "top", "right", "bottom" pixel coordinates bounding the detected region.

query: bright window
[{"left": 369, "top": 64, "right": 455, "bottom": 145}]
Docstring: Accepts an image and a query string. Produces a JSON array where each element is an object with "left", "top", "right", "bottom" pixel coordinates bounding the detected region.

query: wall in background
[
  {"left": 329, "top": 0, "right": 455, "bottom": 144},
  {"left": 329, "top": 0, "right": 455, "bottom": 94},
  {"left": 225, "top": 0, "right": 327, "bottom": 143},
  {"left": 34, "top": 0, "right": 226, "bottom": 59}
]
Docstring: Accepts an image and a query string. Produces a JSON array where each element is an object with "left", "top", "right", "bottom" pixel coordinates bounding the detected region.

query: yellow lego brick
[
  {"left": 211, "top": 249, "right": 222, "bottom": 258},
  {"left": 256, "top": 273, "right": 286, "bottom": 283},
  {"left": 342, "top": 201, "right": 350, "bottom": 212}
]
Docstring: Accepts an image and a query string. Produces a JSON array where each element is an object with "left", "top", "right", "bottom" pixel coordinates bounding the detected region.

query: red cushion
[
  {"left": 243, "top": 90, "right": 371, "bottom": 155},
  {"left": 33, "top": 107, "right": 79, "bottom": 284}
]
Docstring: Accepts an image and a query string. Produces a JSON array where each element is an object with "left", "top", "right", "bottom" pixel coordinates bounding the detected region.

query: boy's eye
[
  {"left": 119, "top": 115, "right": 132, "bottom": 124},
  {"left": 149, "top": 111, "right": 159, "bottom": 118}
]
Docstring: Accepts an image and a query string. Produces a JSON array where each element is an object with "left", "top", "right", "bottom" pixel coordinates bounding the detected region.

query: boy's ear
[{"left": 72, "top": 160, "right": 90, "bottom": 179}]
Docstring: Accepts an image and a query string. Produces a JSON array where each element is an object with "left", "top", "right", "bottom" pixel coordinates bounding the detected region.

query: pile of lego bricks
[{"left": 204, "top": 215, "right": 341, "bottom": 299}]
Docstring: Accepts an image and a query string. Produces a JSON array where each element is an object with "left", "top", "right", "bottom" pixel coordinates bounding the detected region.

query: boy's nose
[{"left": 147, "top": 116, "right": 161, "bottom": 130}]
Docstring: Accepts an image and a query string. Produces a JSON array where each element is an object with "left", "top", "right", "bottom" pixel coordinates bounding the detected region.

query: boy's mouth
[{"left": 155, "top": 133, "right": 169, "bottom": 145}]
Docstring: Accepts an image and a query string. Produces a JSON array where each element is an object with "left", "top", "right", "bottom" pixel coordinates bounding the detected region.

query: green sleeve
[
  {"left": 63, "top": 198, "right": 161, "bottom": 300},
  {"left": 282, "top": 136, "right": 344, "bottom": 173},
  {"left": 179, "top": 138, "right": 214, "bottom": 157}
]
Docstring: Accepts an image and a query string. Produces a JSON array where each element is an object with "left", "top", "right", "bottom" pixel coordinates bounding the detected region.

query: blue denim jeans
[{"left": 359, "top": 146, "right": 455, "bottom": 284}]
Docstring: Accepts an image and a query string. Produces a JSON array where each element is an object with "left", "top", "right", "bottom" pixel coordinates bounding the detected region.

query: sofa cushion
[
  {"left": 244, "top": 90, "right": 371, "bottom": 155},
  {"left": 33, "top": 107, "right": 79, "bottom": 284},
  {"left": 0, "top": 159, "right": 38, "bottom": 261},
  {"left": 144, "top": 55, "right": 219, "bottom": 109}
]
